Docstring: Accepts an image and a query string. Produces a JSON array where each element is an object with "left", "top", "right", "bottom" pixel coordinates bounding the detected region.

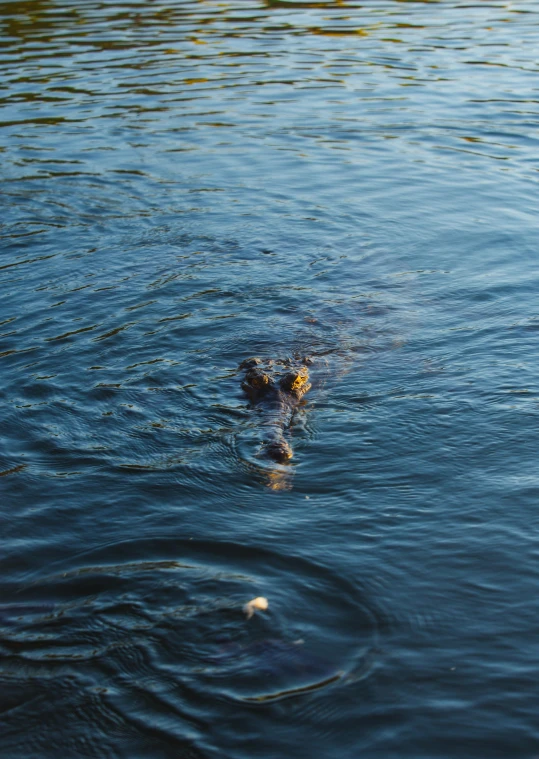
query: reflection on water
[{"left": 2, "top": 0, "right": 539, "bottom": 757}]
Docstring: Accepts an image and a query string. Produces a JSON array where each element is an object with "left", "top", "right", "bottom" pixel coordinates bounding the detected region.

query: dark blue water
[{"left": 2, "top": 1, "right": 539, "bottom": 756}]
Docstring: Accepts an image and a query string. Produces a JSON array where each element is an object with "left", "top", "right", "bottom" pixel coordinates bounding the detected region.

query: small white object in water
[{"left": 243, "top": 596, "right": 269, "bottom": 619}]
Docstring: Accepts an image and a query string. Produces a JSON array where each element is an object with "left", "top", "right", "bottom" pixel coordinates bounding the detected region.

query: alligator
[{"left": 240, "top": 357, "right": 311, "bottom": 463}]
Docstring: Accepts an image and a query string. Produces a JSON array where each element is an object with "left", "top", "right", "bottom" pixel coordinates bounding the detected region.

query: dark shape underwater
[{"left": 208, "top": 636, "right": 344, "bottom": 702}]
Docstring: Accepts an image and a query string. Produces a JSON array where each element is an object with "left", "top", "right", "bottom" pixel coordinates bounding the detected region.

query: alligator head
[{"left": 241, "top": 358, "right": 311, "bottom": 463}]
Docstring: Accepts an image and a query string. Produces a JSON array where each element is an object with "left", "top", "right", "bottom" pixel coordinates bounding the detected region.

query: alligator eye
[
  {"left": 280, "top": 367, "right": 309, "bottom": 392},
  {"left": 245, "top": 369, "right": 271, "bottom": 389}
]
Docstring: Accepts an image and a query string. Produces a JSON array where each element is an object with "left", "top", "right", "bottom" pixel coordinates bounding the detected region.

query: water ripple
[{"left": 3, "top": 0, "right": 539, "bottom": 756}]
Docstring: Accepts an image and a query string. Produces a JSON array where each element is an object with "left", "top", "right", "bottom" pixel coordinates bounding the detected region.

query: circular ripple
[{"left": 11, "top": 538, "right": 378, "bottom": 709}]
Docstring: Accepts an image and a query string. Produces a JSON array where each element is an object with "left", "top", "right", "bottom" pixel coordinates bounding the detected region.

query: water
[{"left": 2, "top": 0, "right": 539, "bottom": 756}]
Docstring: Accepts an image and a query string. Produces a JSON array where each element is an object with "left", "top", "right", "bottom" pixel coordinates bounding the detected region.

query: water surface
[{"left": 2, "top": 1, "right": 539, "bottom": 757}]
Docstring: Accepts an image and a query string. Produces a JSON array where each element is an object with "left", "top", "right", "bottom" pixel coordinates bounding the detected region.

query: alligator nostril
[{"left": 265, "top": 440, "right": 293, "bottom": 462}]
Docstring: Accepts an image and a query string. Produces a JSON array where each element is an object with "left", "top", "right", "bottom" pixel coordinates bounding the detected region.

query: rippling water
[{"left": 2, "top": 1, "right": 539, "bottom": 756}]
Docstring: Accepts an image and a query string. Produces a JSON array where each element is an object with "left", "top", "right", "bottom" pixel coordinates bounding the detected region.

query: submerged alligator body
[{"left": 241, "top": 357, "right": 311, "bottom": 463}]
